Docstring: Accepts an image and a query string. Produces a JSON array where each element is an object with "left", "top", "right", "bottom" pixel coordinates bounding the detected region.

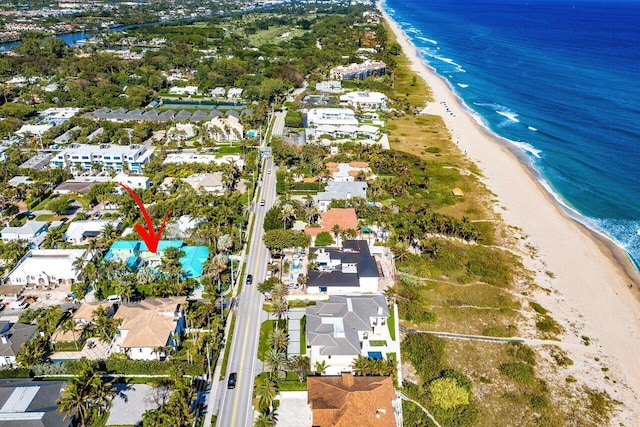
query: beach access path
[{"left": 378, "top": 0, "right": 640, "bottom": 421}]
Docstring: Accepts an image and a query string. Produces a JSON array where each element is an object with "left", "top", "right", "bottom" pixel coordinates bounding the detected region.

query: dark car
[
  {"left": 246, "top": 274, "right": 253, "bottom": 285},
  {"left": 227, "top": 372, "right": 237, "bottom": 389}
]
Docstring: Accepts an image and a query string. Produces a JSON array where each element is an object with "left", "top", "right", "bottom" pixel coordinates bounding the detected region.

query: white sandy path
[{"left": 378, "top": 1, "right": 640, "bottom": 419}]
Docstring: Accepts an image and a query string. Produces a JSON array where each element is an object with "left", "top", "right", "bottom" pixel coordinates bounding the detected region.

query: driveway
[{"left": 276, "top": 391, "right": 312, "bottom": 427}]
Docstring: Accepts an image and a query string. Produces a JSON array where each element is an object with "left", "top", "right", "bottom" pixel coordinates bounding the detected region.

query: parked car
[
  {"left": 10, "top": 301, "right": 28, "bottom": 310},
  {"left": 265, "top": 270, "right": 273, "bottom": 279},
  {"left": 227, "top": 372, "right": 237, "bottom": 389}
]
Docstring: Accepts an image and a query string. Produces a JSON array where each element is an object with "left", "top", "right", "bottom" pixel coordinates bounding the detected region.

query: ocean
[{"left": 382, "top": 0, "right": 640, "bottom": 270}]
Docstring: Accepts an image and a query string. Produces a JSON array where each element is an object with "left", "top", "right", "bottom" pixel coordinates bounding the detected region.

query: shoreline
[{"left": 378, "top": 0, "right": 640, "bottom": 418}]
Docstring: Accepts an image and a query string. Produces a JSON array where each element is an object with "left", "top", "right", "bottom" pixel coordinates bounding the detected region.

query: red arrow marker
[{"left": 118, "top": 183, "right": 170, "bottom": 253}]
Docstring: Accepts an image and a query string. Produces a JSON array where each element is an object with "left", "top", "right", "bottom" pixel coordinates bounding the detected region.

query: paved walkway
[{"left": 286, "top": 308, "right": 305, "bottom": 357}]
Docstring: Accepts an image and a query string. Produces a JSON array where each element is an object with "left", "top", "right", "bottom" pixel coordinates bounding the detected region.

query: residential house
[
  {"left": 325, "top": 162, "right": 370, "bottom": 182},
  {"left": 112, "top": 172, "right": 151, "bottom": 190},
  {"left": 204, "top": 114, "right": 244, "bottom": 142},
  {"left": 304, "top": 108, "right": 380, "bottom": 140},
  {"left": 5, "top": 249, "right": 88, "bottom": 288},
  {"left": 211, "top": 87, "right": 226, "bottom": 97},
  {"left": 316, "top": 181, "right": 368, "bottom": 212},
  {"left": 0, "top": 379, "right": 71, "bottom": 427},
  {"left": 0, "top": 322, "right": 37, "bottom": 367},
  {"left": 167, "top": 123, "right": 197, "bottom": 141},
  {"left": 112, "top": 297, "right": 187, "bottom": 360},
  {"left": 330, "top": 61, "right": 387, "bottom": 81},
  {"left": 308, "top": 373, "right": 399, "bottom": 427},
  {"left": 7, "top": 176, "right": 36, "bottom": 187},
  {"left": 183, "top": 172, "right": 225, "bottom": 194},
  {"left": 316, "top": 80, "right": 344, "bottom": 94},
  {"left": 305, "top": 208, "right": 359, "bottom": 243},
  {"left": 168, "top": 86, "right": 198, "bottom": 96},
  {"left": 103, "top": 240, "right": 209, "bottom": 279},
  {"left": 1, "top": 222, "right": 48, "bottom": 244},
  {"left": 339, "top": 91, "right": 387, "bottom": 110},
  {"left": 307, "top": 240, "right": 379, "bottom": 294},
  {"left": 16, "top": 124, "right": 53, "bottom": 137},
  {"left": 306, "top": 295, "right": 393, "bottom": 374},
  {"left": 39, "top": 107, "right": 81, "bottom": 126},
  {"left": 227, "top": 87, "right": 243, "bottom": 100},
  {"left": 63, "top": 220, "right": 121, "bottom": 245},
  {"left": 50, "top": 143, "right": 154, "bottom": 174},
  {"left": 163, "top": 153, "right": 245, "bottom": 169},
  {"left": 50, "top": 301, "right": 115, "bottom": 344}
]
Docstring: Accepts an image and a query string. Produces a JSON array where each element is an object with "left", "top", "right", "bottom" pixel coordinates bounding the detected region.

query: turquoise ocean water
[{"left": 383, "top": 0, "right": 640, "bottom": 270}]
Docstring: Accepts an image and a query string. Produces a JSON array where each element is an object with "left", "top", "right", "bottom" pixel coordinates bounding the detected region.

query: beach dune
[{"left": 378, "top": 0, "right": 640, "bottom": 419}]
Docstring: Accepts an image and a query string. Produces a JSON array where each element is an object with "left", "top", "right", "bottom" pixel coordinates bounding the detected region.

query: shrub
[
  {"left": 527, "top": 393, "right": 549, "bottom": 411},
  {"left": 529, "top": 301, "right": 548, "bottom": 315},
  {"left": 398, "top": 300, "right": 437, "bottom": 324},
  {"left": 429, "top": 377, "right": 470, "bottom": 410},
  {"left": 536, "top": 315, "right": 562, "bottom": 334},
  {"left": 426, "top": 147, "right": 441, "bottom": 153},
  {"left": 314, "top": 231, "right": 334, "bottom": 247},
  {"left": 499, "top": 362, "right": 537, "bottom": 387},
  {"left": 507, "top": 342, "right": 536, "bottom": 366},
  {"left": 402, "top": 333, "right": 446, "bottom": 383},
  {"left": 0, "top": 367, "right": 31, "bottom": 379}
]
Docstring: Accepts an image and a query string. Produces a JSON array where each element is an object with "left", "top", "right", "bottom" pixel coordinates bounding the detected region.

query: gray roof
[
  {"left": 317, "top": 181, "right": 367, "bottom": 201},
  {"left": 306, "top": 295, "right": 389, "bottom": 357},
  {"left": 1, "top": 222, "right": 48, "bottom": 237},
  {"left": 226, "top": 110, "right": 240, "bottom": 119},
  {"left": 0, "top": 379, "right": 70, "bottom": 427},
  {"left": 0, "top": 322, "right": 37, "bottom": 358},
  {"left": 308, "top": 240, "right": 379, "bottom": 289},
  {"left": 175, "top": 110, "right": 192, "bottom": 121}
]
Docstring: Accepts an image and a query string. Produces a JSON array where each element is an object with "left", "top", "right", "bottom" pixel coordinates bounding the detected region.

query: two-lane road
[{"left": 217, "top": 155, "right": 276, "bottom": 427}]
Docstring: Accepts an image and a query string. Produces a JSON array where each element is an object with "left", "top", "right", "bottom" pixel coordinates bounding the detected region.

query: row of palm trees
[{"left": 56, "top": 359, "right": 116, "bottom": 427}]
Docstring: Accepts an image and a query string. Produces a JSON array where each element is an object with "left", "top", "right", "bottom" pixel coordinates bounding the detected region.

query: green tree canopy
[{"left": 314, "top": 231, "right": 334, "bottom": 247}]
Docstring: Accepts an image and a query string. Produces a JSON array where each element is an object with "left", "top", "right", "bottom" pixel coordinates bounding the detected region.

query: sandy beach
[{"left": 378, "top": 0, "right": 640, "bottom": 421}]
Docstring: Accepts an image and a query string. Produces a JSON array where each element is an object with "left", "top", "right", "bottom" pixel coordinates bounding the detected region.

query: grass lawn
[
  {"left": 219, "top": 315, "right": 236, "bottom": 380},
  {"left": 257, "top": 319, "right": 286, "bottom": 361},
  {"left": 300, "top": 315, "right": 306, "bottom": 355},
  {"left": 35, "top": 214, "right": 54, "bottom": 221},
  {"left": 388, "top": 305, "right": 396, "bottom": 341},
  {"left": 53, "top": 341, "right": 85, "bottom": 352}
]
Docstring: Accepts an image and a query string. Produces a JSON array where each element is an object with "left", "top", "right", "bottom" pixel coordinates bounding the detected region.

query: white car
[{"left": 266, "top": 270, "right": 273, "bottom": 279}]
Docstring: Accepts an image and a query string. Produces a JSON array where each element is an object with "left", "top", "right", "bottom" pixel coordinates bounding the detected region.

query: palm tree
[
  {"left": 16, "top": 336, "right": 48, "bottom": 367},
  {"left": 57, "top": 380, "right": 90, "bottom": 426},
  {"left": 270, "top": 297, "right": 287, "bottom": 321},
  {"left": 254, "top": 375, "right": 278, "bottom": 412},
  {"left": 314, "top": 360, "right": 328, "bottom": 375},
  {"left": 57, "top": 360, "right": 116, "bottom": 426},
  {"left": 351, "top": 355, "right": 372, "bottom": 376},
  {"left": 264, "top": 349, "right": 287, "bottom": 377},
  {"left": 288, "top": 355, "right": 310, "bottom": 381},
  {"left": 280, "top": 204, "right": 295, "bottom": 229},
  {"left": 254, "top": 411, "right": 277, "bottom": 427},
  {"left": 60, "top": 318, "right": 79, "bottom": 351},
  {"left": 267, "top": 327, "right": 289, "bottom": 353}
]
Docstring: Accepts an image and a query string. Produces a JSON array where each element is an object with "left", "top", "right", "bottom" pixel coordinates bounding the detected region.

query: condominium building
[
  {"left": 330, "top": 61, "right": 386, "bottom": 81},
  {"left": 50, "top": 143, "right": 154, "bottom": 174}
]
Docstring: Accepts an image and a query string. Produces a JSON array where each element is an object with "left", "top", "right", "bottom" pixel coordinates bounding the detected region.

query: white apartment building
[
  {"left": 50, "top": 144, "right": 154, "bottom": 174},
  {"left": 6, "top": 249, "right": 89, "bottom": 288},
  {"left": 339, "top": 91, "right": 388, "bottom": 110}
]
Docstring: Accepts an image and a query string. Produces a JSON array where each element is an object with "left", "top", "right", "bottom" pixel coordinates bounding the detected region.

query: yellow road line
[{"left": 230, "top": 314, "right": 251, "bottom": 427}]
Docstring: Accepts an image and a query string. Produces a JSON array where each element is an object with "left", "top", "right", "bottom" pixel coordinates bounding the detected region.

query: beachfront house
[
  {"left": 307, "top": 240, "right": 379, "bottom": 294},
  {"left": 305, "top": 295, "right": 394, "bottom": 375}
]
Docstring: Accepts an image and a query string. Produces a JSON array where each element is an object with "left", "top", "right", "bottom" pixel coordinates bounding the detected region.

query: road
[{"left": 216, "top": 154, "right": 276, "bottom": 427}]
